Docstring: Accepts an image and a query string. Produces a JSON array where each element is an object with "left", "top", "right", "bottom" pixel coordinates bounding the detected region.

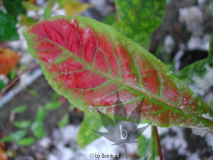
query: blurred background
[{"left": 0, "top": 0, "right": 213, "bottom": 159}]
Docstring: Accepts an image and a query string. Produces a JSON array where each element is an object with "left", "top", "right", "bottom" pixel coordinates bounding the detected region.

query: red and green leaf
[{"left": 24, "top": 16, "right": 213, "bottom": 130}]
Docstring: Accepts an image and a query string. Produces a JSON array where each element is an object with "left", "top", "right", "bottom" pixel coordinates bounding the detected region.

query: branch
[
  {"left": 154, "top": 126, "right": 163, "bottom": 160},
  {"left": 0, "top": 64, "right": 40, "bottom": 98}
]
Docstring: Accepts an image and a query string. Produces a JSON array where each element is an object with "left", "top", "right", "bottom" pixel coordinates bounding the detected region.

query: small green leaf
[
  {"left": 17, "top": 137, "right": 35, "bottom": 146},
  {"left": 35, "top": 107, "right": 46, "bottom": 122},
  {"left": 13, "top": 120, "right": 31, "bottom": 129},
  {"left": 0, "top": 10, "right": 19, "bottom": 41},
  {"left": 13, "top": 105, "right": 27, "bottom": 113},
  {"left": 137, "top": 135, "right": 150, "bottom": 159},
  {"left": 51, "top": 92, "right": 59, "bottom": 101},
  {"left": 21, "top": 1, "right": 42, "bottom": 11},
  {"left": 43, "top": 0, "right": 55, "bottom": 19},
  {"left": 58, "top": 114, "right": 69, "bottom": 128},
  {"left": 27, "top": 89, "right": 38, "bottom": 97},
  {"left": 31, "top": 121, "right": 46, "bottom": 138},
  {"left": 19, "top": 14, "right": 36, "bottom": 27},
  {"left": 0, "top": 80, "right": 6, "bottom": 92},
  {"left": 77, "top": 113, "right": 102, "bottom": 148},
  {"left": 1, "top": 130, "right": 27, "bottom": 142},
  {"left": 9, "top": 68, "right": 16, "bottom": 81},
  {"left": 3, "top": 0, "right": 26, "bottom": 20},
  {"left": 44, "top": 101, "right": 61, "bottom": 110},
  {"left": 148, "top": 126, "right": 159, "bottom": 160},
  {"left": 114, "top": 0, "right": 166, "bottom": 45}
]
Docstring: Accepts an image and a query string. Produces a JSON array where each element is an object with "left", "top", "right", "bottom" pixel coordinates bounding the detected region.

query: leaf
[
  {"left": 176, "top": 33, "right": 213, "bottom": 90},
  {"left": 35, "top": 107, "right": 46, "bottom": 122},
  {"left": 65, "top": 1, "right": 93, "bottom": 16},
  {"left": 19, "top": 14, "right": 36, "bottom": 27},
  {"left": 9, "top": 68, "right": 16, "bottom": 81},
  {"left": 114, "top": 0, "right": 166, "bottom": 45},
  {"left": 148, "top": 126, "right": 159, "bottom": 160},
  {"left": 0, "top": 10, "right": 19, "bottom": 41},
  {"left": 17, "top": 137, "right": 35, "bottom": 146},
  {"left": 21, "top": 1, "right": 41, "bottom": 11},
  {"left": 43, "top": 0, "right": 55, "bottom": 19},
  {"left": 77, "top": 113, "right": 102, "bottom": 148},
  {"left": 13, "top": 105, "right": 27, "bottom": 113},
  {"left": 58, "top": 114, "right": 69, "bottom": 127},
  {"left": 13, "top": 120, "right": 31, "bottom": 129},
  {"left": 3, "top": 0, "right": 26, "bottom": 20},
  {"left": 0, "top": 48, "right": 19, "bottom": 75},
  {"left": 103, "top": 13, "right": 116, "bottom": 25},
  {"left": 31, "top": 121, "right": 46, "bottom": 138},
  {"left": 0, "top": 80, "right": 6, "bottom": 92},
  {"left": 137, "top": 136, "right": 150, "bottom": 159},
  {"left": 44, "top": 101, "right": 61, "bottom": 110},
  {"left": 27, "top": 89, "right": 38, "bottom": 97},
  {"left": 51, "top": 92, "right": 59, "bottom": 101},
  {"left": 24, "top": 15, "right": 213, "bottom": 130},
  {"left": 1, "top": 130, "right": 27, "bottom": 142}
]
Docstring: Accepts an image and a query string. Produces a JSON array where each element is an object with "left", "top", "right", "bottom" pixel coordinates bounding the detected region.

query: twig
[
  {"left": 154, "top": 126, "right": 163, "bottom": 160},
  {"left": 0, "top": 64, "right": 40, "bottom": 98}
]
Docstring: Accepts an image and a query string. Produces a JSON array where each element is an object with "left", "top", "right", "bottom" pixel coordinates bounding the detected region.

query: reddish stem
[
  {"left": 0, "top": 64, "right": 40, "bottom": 98},
  {"left": 154, "top": 126, "right": 163, "bottom": 160}
]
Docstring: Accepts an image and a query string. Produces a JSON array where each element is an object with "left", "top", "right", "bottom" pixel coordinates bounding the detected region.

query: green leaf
[
  {"left": 8, "top": 68, "right": 16, "bottom": 81},
  {"left": 13, "top": 120, "right": 31, "bottom": 129},
  {"left": 0, "top": 80, "right": 6, "bottom": 92},
  {"left": 77, "top": 113, "right": 102, "bottom": 148},
  {"left": 58, "top": 114, "right": 69, "bottom": 128},
  {"left": 148, "top": 126, "right": 159, "bottom": 160},
  {"left": 43, "top": 0, "right": 55, "bottom": 19},
  {"left": 24, "top": 15, "right": 213, "bottom": 131},
  {"left": 3, "top": 0, "right": 26, "bottom": 20},
  {"left": 21, "top": 1, "right": 41, "bottom": 11},
  {"left": 51, "top": 92, "right": 59, "bottom": 101},
  {"left": 1, "top": 130, "right": 27, "bottom": 142},
  {"left": 17, "top": 137, "right": 35, "bottom": 146},
  {"left": 0, "top": 10, "right": 19, "bottom": 41},
  {"left": 103, "top": 13, "right": 116, "bottom": 25},
  {"left": 13, "top": 105, "right": 27, "bottom": 113},
  {"left": 31, "top": 121, "right": 46, "bottom": 138},
  {"left": 137, "top": 135, "right": 150, "bottom": 159},
  {"left": 35, "top": 107, "right": 46, "bottom": 122},
  {"left": 19, "top": 14, "right": 36, "bottom": 27},
  {"left": 176, "top": 33, "right": 213, "bottom": 90},
  {"left": 27, "top": 89, "right": 38, "bottom": 97},
  {"left": 114, "top": 0, "right": 166, "bottom": 45},
  {"left": 44, "top": 101, "right": 61, "bottom": 110}
]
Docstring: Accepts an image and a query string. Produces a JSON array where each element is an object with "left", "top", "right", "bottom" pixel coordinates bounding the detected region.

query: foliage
[
  {"left": 0, "top": 10, "right": 19, "bottom": 41},
  {"left": 114, "top": 0, "right": 166, "bottom": 47},
  {"left": 0, "top": 0, "right": 213, "bottom": 159},
  {"left": 0, "top": 48, "right": 19, "bottom": 74},
  {"left": 24, "top": 15, "right": 213, "bottom": 131},
  {"left": 176, "top": 33, "right": 213, "bottom": 90}
]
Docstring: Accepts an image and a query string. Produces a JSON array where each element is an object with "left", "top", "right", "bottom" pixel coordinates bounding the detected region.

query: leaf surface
[
  {"left": 114, "top": 0, "right": 166, "bottom": 45},
  {"left": 24, "top": 15, "right": 213, "bottom": 130},
  {"left": 176, "top": 33, "right": 213, "bottom": 89},
  {"left": 0, "top": 11, "right": 19, "bottom": 41}
]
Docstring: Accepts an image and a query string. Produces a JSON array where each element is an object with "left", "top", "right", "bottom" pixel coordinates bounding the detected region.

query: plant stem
[
  {"left": 0, "top": 64, "right": 40, "bottom": 98},
  {"left": 154, "top": 126, "right": 163, "bottom": 160}
]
